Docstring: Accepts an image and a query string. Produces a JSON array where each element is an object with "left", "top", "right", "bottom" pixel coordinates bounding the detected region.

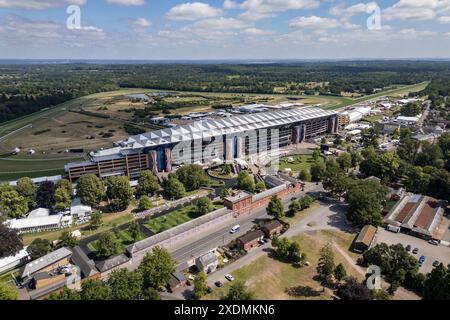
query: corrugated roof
[{"left": 355, "top": 225, "right": 377, "bottom": 247}]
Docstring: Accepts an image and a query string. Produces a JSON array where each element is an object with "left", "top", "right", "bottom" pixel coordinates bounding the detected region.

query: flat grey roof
[{"left": 21, "top": 247, "right": 72, "bottom": 278}]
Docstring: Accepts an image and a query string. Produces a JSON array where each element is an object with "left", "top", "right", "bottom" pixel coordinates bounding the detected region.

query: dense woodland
[{"left": 2, "top": 60, "right": 450, "bottom": 123}]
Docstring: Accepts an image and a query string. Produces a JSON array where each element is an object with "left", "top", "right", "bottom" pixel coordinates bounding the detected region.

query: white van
[
  {"left": 230, "top": 225, "right": 241, "bottom": 233},
  {"left": 386, "top": 225, "right": 400, "bottom": 233}
]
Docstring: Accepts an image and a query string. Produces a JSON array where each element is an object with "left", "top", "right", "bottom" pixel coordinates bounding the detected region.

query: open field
[{"left": 205, "top": 229, "right": 361, "bottom": 300}]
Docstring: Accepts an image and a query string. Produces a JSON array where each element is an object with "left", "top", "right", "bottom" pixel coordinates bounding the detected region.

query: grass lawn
[
  {"left": 282, "top": 202, "right": 319, "bottom": 226},
  {"left": 205, "top": 229, "right": 361, "bottom": 300},
  {"left": 22, "top": 209, "right": 135, "bottom": 246},
  {"left": 144, "top": 204, "right": 224, "bottom": 234},
  {"left": 277, "top": 154, "right": 317, "bottom": 173},
  {"left": 86, "top": 228, "right": 146, "bottom": 257}
]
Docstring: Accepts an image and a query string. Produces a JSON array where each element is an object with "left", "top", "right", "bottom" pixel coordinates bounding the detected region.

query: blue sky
[{"left": 0, "top": 0, "right": 448, "bottom": 59}]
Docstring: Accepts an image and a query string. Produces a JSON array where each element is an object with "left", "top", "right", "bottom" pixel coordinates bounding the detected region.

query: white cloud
[
  {"left": 0, "top": 0, "right": 85, "bottom": 9},
  {"left": 330, "top": 2, "right": 379, "bottom": 20},
  {"left": 382, "top": 0, "right": 450, "bottom": 21},
  {"left": 240, "top": 0, "right": 319, "bottom": 21},
  {"left": 289, "top": 16, "right": 340, "bottom": 29},
  {"left": 105, "top": 0, "right": 145, "bottom": 5},
  {"left": 166, "top": 2, "right": 223, "bottom": 21},
  {"left": 192, "top": 17, "right": 250, "bottom": 30},
  {"left": 241, "top": 27, "right": 274, "bottom": 35},
  {"left": 129, "top": 18, "right": 152, "bottom": 28},
  {"left": 438, "top": 15, "right": 450, "bottom": 23},
  {"left": 223, "top": 0, "right": 239, "bottom": 9},
  {"left": 444, "top": 32, "right": 450, "bottom": 38}
]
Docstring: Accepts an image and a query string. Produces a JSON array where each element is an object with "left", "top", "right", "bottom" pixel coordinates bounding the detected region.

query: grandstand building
[{"left": 65, "top": 107, "right": 338, "bottom": 181}]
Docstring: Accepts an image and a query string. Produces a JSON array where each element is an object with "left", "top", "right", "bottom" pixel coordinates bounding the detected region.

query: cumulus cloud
[
  {"left": 223, "top": 0, "right": 239, "bottom": 9},
  {"left": 0, "top": 0, "right": 85, "bottom": 9},
  {"left": 166, "top": 2, "right": 223, "bottom": 21},
  {"left": 330, "top": 2, "right": 379, "bottom": 21},
  {"left": 289, "top": 16, "right": 340, "bottom": 29},
  {"left": 129, "top": 18, "right": 152, "bottom": 28},
  {"left": 437, "top": 15, "right": 450, "bottom": 23},
  {"left": 239, "top": 0, "right": 319, "bottom": 21},
  {"left": 382, "top": 0, "right": 449, "bottom": 21},
  {"left": 192, "top": 17, "right": 250, "bottom": 30},
  {"left": 105, "top": 0, "right": 145, "bottom": 5},
  {"left": 241, "top": 27, "right": 274, "bottom": 35}
]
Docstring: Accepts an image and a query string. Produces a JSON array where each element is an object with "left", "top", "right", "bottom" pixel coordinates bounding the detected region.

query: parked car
[
  {"left": 214, "top": 281, "right": 222, "bottom": 287},
  {"left": 225, "top": 274, "right": 234, "bottom": 281},
  {"left": 412, "top": 248, "right": 419, "bottom": 254},
  {"left": 206, "top": 287, "right": 213, "bottom": 294},
  {"left": 428, "top": 239, "right": 439, "bottom": 246},
  {"left": 418, "top": 255, "right": 426, "bottom": 267},
  {"left": 291, "top": 197, "right": 297, "bottom": 201},
  {"left": 432, "top": 260, "right": 440, "bottom": 268},
  {"left": 405, "top": 245, "right": 412, "bottom": 252}
]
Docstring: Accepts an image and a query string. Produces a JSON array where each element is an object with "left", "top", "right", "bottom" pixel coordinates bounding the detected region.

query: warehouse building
[{"left": 65, "top": 107, "right": 338, "bottom": 181}]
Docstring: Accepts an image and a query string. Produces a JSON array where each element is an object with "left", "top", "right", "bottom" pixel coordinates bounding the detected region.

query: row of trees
[{"left": 0, "top": 178, "right": 73, "bottom": 218}]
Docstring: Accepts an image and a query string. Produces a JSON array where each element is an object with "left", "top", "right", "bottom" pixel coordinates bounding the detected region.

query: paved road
[{"left": 170, "top": 183, "right": 325, "bottom": 269}]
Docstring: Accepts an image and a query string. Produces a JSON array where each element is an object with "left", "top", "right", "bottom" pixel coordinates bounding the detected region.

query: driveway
[{"left": 373, "top": 228, "right": 450, "bottom": 274}]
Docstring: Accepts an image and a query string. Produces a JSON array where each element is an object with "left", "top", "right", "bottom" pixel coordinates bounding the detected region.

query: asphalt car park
[{"left": 373, "top": 228, "right": 450, "bottom": 274}]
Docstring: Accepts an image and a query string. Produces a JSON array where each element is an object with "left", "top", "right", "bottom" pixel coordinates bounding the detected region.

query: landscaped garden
[
  {"left": 277, "top": 154, "right": 316, "bottom": 173},
  {"left": 143, "top": 202, "right": 224, "bottom": 234},
  {"left": 86, "top": 227, "right": 146, "bottom": 256}
]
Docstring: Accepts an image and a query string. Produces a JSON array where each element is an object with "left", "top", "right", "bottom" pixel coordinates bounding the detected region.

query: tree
[
  {"left": 195, "top": 197, "right": 213, "bottom": 216},
  {"left": 36, "top": 181, "right": 55, "bottom": 209},
  {"left": 415, "top": 142, "right": 444, "bottom": 168},
  {"left": 175, "top": 164, "right": 209, "bottom": 191},
  {"left": 162, "top": 176, "right": 185, "bottom": 199},
  {"left": 337, "top": 152, "right": 352, "bottom": 171},
  {"left": 400, "top": 102, "right": 421, "bottom": 116},
  {"left": 81, "top": 279, "right": 111, "bottom": 300},
  {"left": 108, "top": 268, "right": 143, "bottom": 300},
  {"left": 127, "top": 220, "right": 141, "bottom": 242},
  {"left": 350, "top": 151, "right": 363, "bottom": 167},
  {"left": 137, "top": 170, "right": 159, "bottom": 196},
  {"left": 222, "top": 281, "right": 254, "bottom": 300},
  {"left": 105, "top": 176, "right": 133, "bottom": 211},
  {"left": 221, "top": 164, "right": 232, "bottom": 175},
  {"left": 47, "top": 286, "right": 80, "bottom": 300},
  {"left": 15, "top": 177, "right": 37, "bottom": 209},
  {"left": 371, "top": 289, "right": 391, "bottom": 300},
  {"left": 312, "top": 149, "right": 321, "bottom": 161},
  {"left": 255, "top": 181, "right": 266, "bottom": 192},
  {"left": 345, "top": 179, "right": 387, "bottom": 227},
  {"left": 28, "top": 238, "right": 52, "bottom": 260},
  {"left": 0, "top": 281, "right": 18, "bottom": 300},
  {"left": 76, "top": 174, "right": 104, "bottom": 207},
  {"left": 361, "top": 127, "right": 380, "bottom": 148},
  {"left": 193, "top": 271, "right": 208, "bottom": 299},
  {"left": 266, "top": 195, "right": 284, "bottom": 219},
  {"left": 219, "top": 188, "right": 231, "bottom": 200},
  {"left": 141, "top": 287, "right": 161, "bottom": 300},
  {"left": 89, "top": 211, "right": 102, "bottom": 230},
  {"left": 288, "top": 200, "right": 301, "bottom": 215},
  {"left": 138, "top": 195, "right": 153, "bottom": 211},
  {"left": 237, "top": 171, "right": 255, "bottom": 193},
  {"left": 423, "top": 263, "right": 450, "bottom": 300},
  {"left": 316, "top": 244, "right": 335, "bottom": 286},
  {"left": 337, "top": 277, "right": 371, "bottom": 300},
  {"left": 138, "top": 246, "right": 175, "bottom": 289},
  {"left": 96, "top": 231, "right": 121, "bottom": 258},
  {"left": 299, "top": 169, "right": 311, "bottom": 182},
  {"left": 54, "top": 187, "right": 72, "bottom": 212},
  {"left": 298, "top": 195, "right": 313, "bottom": 210},
  {"left": 360, "top": 151, "right": 401, "bottom": 182},
  {"left": 55, "top": 179, "right": 73, "bottom": 197},
  {"left": 310, "top": 160, "right": 326, "bottom": 182},
  {"left": 58, "top": 231, "right": 78, "bottom": 248},
  {"left": 361, "top": 243, "right": 420, "bottom": 294},
  {"left": 0, "top": 190, "right": 28, "bottom": 218},
  {"left": 322, "top": 165, "right": 351, "bottom": 199},
  {"left": 0, "top": 224, "right": 22, "bottom": 258},
  {"left": 334, "top": 263, "right": 347, "bottom": 281}
]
